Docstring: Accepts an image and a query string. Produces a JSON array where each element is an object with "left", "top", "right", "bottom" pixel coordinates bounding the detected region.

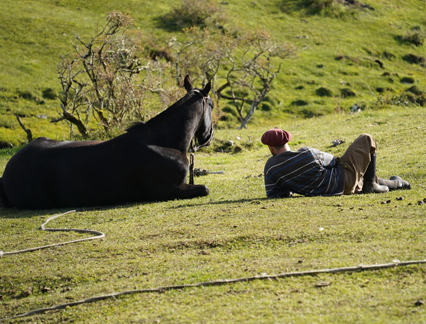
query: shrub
[
  {"left": 402, "top": 54, "right": 425, "bottom": 65},
  {"left": 291, "top": 99, "right": 309, "bottom": 106},
  {"left": 302, "top": 0, "right": 335, "bottom": 13},
  {"left": 396, "top": 30, "right": 425, "bottom": 46},
  {"left": 340, "top": 88, "right": 356, "bottom": 98},
  {"left": 376, "top": 87, "right": 393, "bottom": 93},
  {"left": 375, "top": 91, "right": 426, "bottom": 108},
  {"left": 400, "top": 76, "right": 415, "bottom": 84},
  {"left": 381, "top": 51, "right": 396, "bottom": 60},
  {"left": 300, "top": 108, "right": 322, "bottom": 118},
  {"left": 42, "top": 88, "right": 56, "bottom": 100},
  {"left": 260, "top": 102, "right": 272, "bottom": 111},
  {"left": 403, "top": 86, "right": 426, "bottom": 106},
  {"left": 160, "top": 0, "right": 224, "bottom": 30},
  {"left": 401, "top": 92, "right": 426, "bottom": 106},
  {"left": 17, "top": 90, "right": 44, "bottom": 104},
  {"left": 300, "top": 0, "right": 371, "bottom": 16},
  {"left": 406, "top": 85, "right": 423, "bottom": 96},
  {"left": 17, "top": 90, "right": 35, "bottom": 101},
  {"left": 316, "top": 87, "right": 333, "bottom": 97}
]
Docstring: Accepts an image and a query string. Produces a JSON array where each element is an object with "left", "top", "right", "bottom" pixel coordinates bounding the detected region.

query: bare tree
[
  {"left": 53, "top": 12, "right": 148, "bottom": 138},
  {"left": 170, "top": 28, "right": 294, "bottom": 129},
  {"left": 167, "top": 28, "right": 205, "bottom": 86},
  {"left": 216, "top": 31, "right": 294, "bottom": 129},
  {"left": 55, "top": 11, "right": 295, "bottom": 136},
  {"left": 55, "top": 57, "right": 90, "bottom": 137}
]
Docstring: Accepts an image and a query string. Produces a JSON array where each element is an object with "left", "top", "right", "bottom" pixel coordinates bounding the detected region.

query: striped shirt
[{"left": 264, "top": 147, "right": 345, "bottom": 198}]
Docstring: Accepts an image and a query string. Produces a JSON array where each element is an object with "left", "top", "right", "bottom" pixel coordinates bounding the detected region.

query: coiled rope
[{"left": 0, "top": 210, "right": 105, "bottom": 257}]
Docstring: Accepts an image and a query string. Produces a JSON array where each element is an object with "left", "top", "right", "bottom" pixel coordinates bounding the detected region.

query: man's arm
[
  {"left": 267, "top": 188, "right": 293, "bottom": 198},
  {"left": 311, "top": 148, "right": 336, "bottom": 168},
  {"left": 264, "top": 169, "right": 293, "bottom": 198}
]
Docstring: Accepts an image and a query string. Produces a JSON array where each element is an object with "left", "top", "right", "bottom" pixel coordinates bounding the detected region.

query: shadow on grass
[
  {"left": 0, "top": 204, "right": 135, "bottom": 219},
  {"left": 169, "top": 195, "right": 311, "bottom": 209},
  {"left": 0, "top": 207, "right": 63, "bottom": 219},
  {"left": 0, "top": 195, "right": 313, "bottom": 219}
]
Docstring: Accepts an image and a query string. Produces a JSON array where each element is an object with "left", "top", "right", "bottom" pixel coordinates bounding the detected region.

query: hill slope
[{"left": 0, "top": 0, "right": 425, "bottom": 145}]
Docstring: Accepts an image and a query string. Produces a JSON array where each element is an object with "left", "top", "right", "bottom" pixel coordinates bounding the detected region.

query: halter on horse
[{"left": 0, "top": 75, "right": 214, "bottom": 209}]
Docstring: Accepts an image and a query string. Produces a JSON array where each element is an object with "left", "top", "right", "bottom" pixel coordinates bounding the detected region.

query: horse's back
[
  {"left": 1, "top": 137, "right": 107, "bottom": 208},
  {"left": 1, "top": 136, "right": 190, "bottom": 208}
]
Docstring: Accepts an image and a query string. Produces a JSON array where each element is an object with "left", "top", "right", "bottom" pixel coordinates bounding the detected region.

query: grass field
[
  {"left": 1, "top": 105, "right": 426, "bottom": 323},
  {"left": 1, "top": 0, "right": 426, "bottom": 322}
]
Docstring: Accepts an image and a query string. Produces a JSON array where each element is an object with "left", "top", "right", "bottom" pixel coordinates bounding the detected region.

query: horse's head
[{"left": 184, "top": 76, "right": 214, "bottom": 151}]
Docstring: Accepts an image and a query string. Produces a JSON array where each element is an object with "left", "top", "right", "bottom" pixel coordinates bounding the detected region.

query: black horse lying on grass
[{"left": 0, "top": 76, "right": 214, "bottom": 209}]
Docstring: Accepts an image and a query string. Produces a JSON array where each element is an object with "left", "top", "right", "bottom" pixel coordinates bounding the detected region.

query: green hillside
[{"left": 0, "top": 0, "right": 425, "bottom": 146}]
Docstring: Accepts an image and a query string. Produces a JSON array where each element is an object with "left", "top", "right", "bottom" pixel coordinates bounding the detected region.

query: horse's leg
[
  {"left": 171, "top": 184, "right": 209, "bottom": 200},
  {"left": 0, "top": 178, "right": 12, "bottom": 208}
]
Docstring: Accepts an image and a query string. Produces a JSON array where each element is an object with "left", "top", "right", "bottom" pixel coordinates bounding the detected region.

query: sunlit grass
[
  {"left": 1, "top": 105, "right": 425, "bottom": 323},
  {"left": 1, "top": 0, "right": 425, "bottom": 145}
]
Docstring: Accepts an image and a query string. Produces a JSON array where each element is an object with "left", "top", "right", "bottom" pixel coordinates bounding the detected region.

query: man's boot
[
  {"left": 379, "top": 176, "right": 411, "bottom": 190},
  {"left": 362, "top": 154, "right": 389, "bottom": 193}
]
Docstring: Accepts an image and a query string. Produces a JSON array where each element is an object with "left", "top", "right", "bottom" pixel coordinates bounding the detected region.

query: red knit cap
[{"left": 261, "top": 128, "right": 292, "bottom": 146}]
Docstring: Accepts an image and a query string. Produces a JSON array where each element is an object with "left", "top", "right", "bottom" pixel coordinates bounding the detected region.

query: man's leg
[
  {"left": 379, "top": 176, "right": 411, "bottom": 190},
  {"left": 339, "top": 134, "right": 388, "bottom": 194},
  {"left": 361, "top": 153, "right": 389, "bottom": 193}
]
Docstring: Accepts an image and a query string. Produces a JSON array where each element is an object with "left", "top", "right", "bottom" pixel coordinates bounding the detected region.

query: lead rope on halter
[
  {"left": 0, "top": 210, "right": 104, "bottom": 257},
  {"left": 189, "top": 153, "right": 195, "bottom": 185}
]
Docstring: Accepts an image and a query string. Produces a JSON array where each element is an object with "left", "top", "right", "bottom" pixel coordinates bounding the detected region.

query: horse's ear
[
  {"left": 183, "top": 75, "right": 193, "bottom": 92},
  {"left": 201, "top": 81, "right": 211, "bottom": 96}
]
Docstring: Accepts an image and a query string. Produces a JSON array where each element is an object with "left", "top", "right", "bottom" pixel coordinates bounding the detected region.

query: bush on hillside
[
  {"left": 396, "top": 30, "right": 425, "bottom": 46},
  {"left": 340, "top": 88, "right": 356, "bottom": 98},
  {"left": 302, "top": 0, "right": 336, "bottom": 13},
  {"left": 291, "top": 99, "right": 309, "bottom": 106},
  {"left": 402, "top": 54, "right": 425, "bottom": 66},
  {"left": 375, "top": 90, "right": 426, "bottom": 108},
  {"left": 381, "top": 51, "right": 396, "bottom": 60},
  {"left": 300, "top": 108, "right": 323, "bottom": 118},
  {"left": 160, "top": 0, "right": 224, "bottom": 31},
  {"left": 405, "top": 86, "right": 426, "bottom": 106},
  {"left": 316, "top": 87, "right": 333, "bottom": 97},
  {"left": 406, "top": 85, "right": 423, "bottom": 96},
  {"left": 300, "top": 0, "right": 373, "bottom": 16},
  {"left": 42, "top": 88, "right": 56, "bottom": 100},
  {"left": 400, "top": 77, "right": 415, "bottom": 84}
]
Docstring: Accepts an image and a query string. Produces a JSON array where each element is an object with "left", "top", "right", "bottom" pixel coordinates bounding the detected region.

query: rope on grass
[
  {"left": 1, "top": 211, "right": 425, "bottom": 320},
  {"left": 0, "top": 210, "right": 105, "bottom": 257},
  {"left": 2, "top": 259, "right": 425, "bottom": 321}
]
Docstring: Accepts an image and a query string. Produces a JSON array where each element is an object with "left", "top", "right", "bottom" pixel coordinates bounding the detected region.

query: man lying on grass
[{"left": 261, "top": 128, "right": 411, "bottom": 198}]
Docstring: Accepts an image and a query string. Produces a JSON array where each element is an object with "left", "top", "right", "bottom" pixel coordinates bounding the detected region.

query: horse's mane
[
  {"left": 126, "top": 121, "right": 146, "bottom": 133},
  {"left": 126, "top": 90, "right": 200, "bottom": 133}
]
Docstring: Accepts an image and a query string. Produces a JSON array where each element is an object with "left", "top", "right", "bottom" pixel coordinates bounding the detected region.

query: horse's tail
[{"left": 0, "top": 177, "right": 12, "bottom": 208}]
